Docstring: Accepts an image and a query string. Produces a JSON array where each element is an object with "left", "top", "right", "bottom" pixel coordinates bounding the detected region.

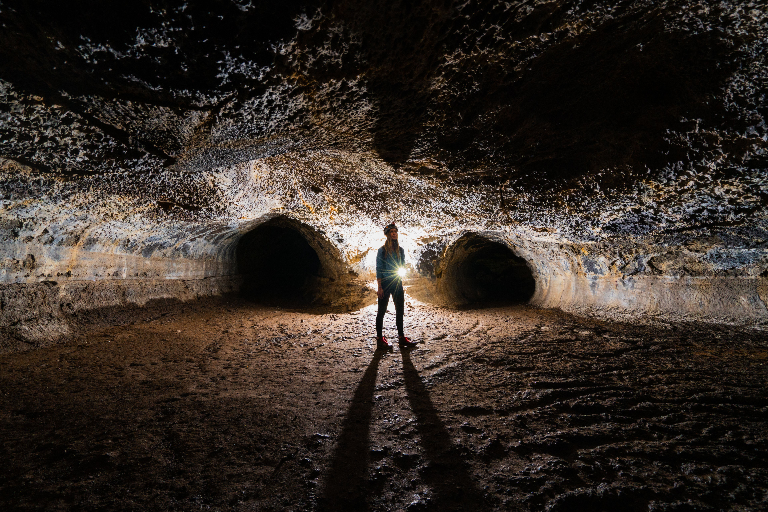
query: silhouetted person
[{"left": 375, "top": 223, "right": 416, "bottom": 350}]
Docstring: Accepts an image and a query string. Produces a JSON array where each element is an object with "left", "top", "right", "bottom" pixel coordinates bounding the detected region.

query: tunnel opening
[
  {"left": 236, "top": 218, "right": 327, "bottom": 307},
  {"left": 234, "top": 216, "right": 371, "bottom": 311},
  {"left": 437, "top": 234, "right": 535, "bottom": 308}
]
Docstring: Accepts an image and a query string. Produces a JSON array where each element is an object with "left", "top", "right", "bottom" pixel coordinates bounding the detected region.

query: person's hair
[{"left": 384, "top": 234, "right": 399, "bottom": 259}]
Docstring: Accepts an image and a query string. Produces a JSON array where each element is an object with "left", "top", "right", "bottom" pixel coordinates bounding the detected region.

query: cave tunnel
[
  {"left": 2, "top": 1, "right": 768, "bottom": 510},
  {"left": 236, "top": 218, "right": 325, "bottom": 307},
  {"left": 437, "top": 234, "right": 536, "bottom": 307}
]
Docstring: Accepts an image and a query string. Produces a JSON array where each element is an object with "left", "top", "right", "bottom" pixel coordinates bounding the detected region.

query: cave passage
[
  {"left": 236, "top": 222, "right": 322, "bottom": 306},
  {"left": 441, "top": 236, "right": 536, "bottom": 307}
]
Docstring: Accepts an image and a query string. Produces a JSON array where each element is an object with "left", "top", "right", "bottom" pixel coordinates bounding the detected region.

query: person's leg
[
  {"left": 393, "top": 285, "right": 405, "bottom": 337},
  {"left": 376, "top": 289, "right": 391, "bottom": 338}
]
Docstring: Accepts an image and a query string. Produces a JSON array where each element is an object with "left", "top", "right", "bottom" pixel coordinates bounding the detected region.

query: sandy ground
[{"left": 1, "top": 293, "right": 767, "bottom": 511}]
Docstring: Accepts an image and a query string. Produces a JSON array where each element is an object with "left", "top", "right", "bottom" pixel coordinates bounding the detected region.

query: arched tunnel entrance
[
  {"left": 435, "top": 234, "right": 536, "bottom": 307},
  {"left": 237, "top": 222, "right": 319, "bottom": 305},
  {"left": 235, "top": 216, "right": 369, "bottom": 310}
]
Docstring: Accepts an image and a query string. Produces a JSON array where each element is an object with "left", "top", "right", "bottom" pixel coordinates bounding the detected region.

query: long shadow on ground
[
  {"left": 319, "top": 346, "right": 488, "bottom": 511},
  {"left": 319, "top": 350, "right": 385, "bottom": 511},
  {"left": 401, "top": 349, "right": 487, "bottom": 511}
]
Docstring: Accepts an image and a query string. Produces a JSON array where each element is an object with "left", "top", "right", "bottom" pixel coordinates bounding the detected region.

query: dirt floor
[{"left": 1, "top": 293, "right": 767, "bottom": 511}]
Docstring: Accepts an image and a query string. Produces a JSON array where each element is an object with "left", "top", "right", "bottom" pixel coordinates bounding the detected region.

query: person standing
[{"left": 376, "top": 223, "right": 416, "bottom": 350}]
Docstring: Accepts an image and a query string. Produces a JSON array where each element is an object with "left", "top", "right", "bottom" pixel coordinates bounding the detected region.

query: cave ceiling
[{"left": 0, "top": 0, "right": 766, "bottom": 263}]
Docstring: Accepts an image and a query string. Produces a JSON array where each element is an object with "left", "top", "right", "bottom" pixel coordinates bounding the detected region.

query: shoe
[
  {"left": 398, "top": 336, "right": 417, "bottom": 349},
  {"left": 376, "top": 336, "right": 393, "bottom": 351}
]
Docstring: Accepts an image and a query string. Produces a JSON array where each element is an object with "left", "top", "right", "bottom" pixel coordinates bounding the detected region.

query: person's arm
[{"left": 376, "top": 248, "right": 384, "bottom": 298}]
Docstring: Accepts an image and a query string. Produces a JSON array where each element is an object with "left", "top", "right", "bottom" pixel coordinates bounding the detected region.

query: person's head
[
  {"left": 384, "top": 223, "right": 398, "bottom": 241},
  {"left": 384, "top": 223, "right": 399, "bottom": 254}
]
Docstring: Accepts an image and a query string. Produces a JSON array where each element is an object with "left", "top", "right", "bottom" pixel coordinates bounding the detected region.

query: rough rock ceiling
[{"left": 0, "top": 1, "right": 767, "bottom": 330}]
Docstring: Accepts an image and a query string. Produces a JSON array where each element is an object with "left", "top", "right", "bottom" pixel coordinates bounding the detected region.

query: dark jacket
[{"left": 376, "top": 246, "right": 405, "bottom": 290}]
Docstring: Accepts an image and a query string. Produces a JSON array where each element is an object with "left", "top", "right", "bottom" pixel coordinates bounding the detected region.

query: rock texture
[
  {"left": 1, "top": 297, "right": 766, "bottom": 511},
  {"left": 1, "top": 0, "right": 767, "bottom": 348}
]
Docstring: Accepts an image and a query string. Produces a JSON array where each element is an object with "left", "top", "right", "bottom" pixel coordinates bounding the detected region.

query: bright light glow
[{"left": 398, "top": 267, "right": 407, "bottom": 278}]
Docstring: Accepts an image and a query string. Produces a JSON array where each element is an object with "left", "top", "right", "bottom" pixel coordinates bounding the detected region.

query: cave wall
[
  {"left": 417, "top": 230, "right": 767, "bottom": 323},
  {"left": 1, "top": 1, "right": 767, "bottom": 350},
  {"left": 524, "top": 239, "right": 768, "bottom": 325}
]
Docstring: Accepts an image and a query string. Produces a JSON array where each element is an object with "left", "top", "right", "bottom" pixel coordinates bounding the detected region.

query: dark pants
[{"left": 376, "top": 284, "right": 404, "bottom": 338}]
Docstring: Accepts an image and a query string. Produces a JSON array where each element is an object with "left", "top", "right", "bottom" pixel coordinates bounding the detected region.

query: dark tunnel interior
[
  {"left": 441, "top": 237, "right": 536, "bottom": 307},
  {"left": 236, "top": 222, "right": 322, "bottom": 306}
]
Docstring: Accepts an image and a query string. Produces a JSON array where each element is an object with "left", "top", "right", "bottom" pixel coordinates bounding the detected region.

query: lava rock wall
[{"left": 1, "top": 1, "right": 767, "bottom": 350}]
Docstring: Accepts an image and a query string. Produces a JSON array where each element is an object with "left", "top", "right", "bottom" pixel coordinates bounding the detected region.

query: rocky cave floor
[{"left": 1, "top": 294, "right": 767, "bottom": 511}]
